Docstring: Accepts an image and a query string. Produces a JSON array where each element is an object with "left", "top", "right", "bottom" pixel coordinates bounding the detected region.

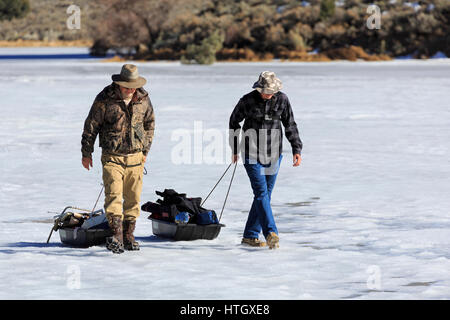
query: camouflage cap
[
  {"left": 252, "top": 71, "right": 282, "bottom": 94},
  {"left": 112, "top": 64, "right": 147, "bottom": 89}
]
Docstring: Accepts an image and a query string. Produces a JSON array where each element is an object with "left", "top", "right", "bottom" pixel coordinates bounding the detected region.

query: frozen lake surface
[{"left": 0, "top": 48, "right": 449, "bottom": 299}]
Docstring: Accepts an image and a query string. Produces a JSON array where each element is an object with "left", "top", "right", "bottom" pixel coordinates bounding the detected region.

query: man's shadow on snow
[
  {"left": 3, "top": 237, "right": 229, "bottom": 253},
  {"left": 0, "top": 242, "right": 63, "bottom": 255},
  {"left": 1, "top": 242, "right": 108, "bottom": 257},
  {"left": 7, "top": 242, "right": 64, "bottom": 249}
]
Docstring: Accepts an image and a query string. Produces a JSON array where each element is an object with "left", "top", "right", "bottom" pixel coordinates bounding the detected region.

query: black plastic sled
[
  {"left": 47, "top": 206, "right": 112, "bottom": 247},
  {"left": 59, "top": 227, "right": 112, "bottom": 247},
  {"left": 149, "top": 217, "right": 225, "bottom": 241}
]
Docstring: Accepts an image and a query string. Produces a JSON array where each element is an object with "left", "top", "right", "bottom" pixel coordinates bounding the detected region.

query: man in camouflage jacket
[{"left": 81, "top": 64, "right": 155, "bottom": 254}]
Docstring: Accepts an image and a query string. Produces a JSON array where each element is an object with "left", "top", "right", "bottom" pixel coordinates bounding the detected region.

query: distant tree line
[{"left": 90, "top": 0, "right": 450, "bottom": 63}]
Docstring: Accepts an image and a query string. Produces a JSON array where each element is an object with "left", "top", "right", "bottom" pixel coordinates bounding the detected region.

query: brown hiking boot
[
  {"left": 106, "top": 215, "right": 124, "bottom": 254},
  {"left": 266, "top": 232, "right": 279, "bottom": 249},
  {"left": 123, "top": 220, "right": 140, "bottom": 251},
  {"left": 241, "top": 237, "right": 267, "bottom": 247}
]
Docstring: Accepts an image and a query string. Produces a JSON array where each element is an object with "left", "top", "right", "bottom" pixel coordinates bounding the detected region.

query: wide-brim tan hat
[
  {"left": 252, "top": 71, "right": 282, "bottom": 94},
  {"left": 112, "top": 64, "right": 147, "bottom": 89}
]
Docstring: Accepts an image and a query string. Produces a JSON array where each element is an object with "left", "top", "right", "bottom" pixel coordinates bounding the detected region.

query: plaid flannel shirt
[{"left": 229, "top": 90, "right": 302, "bottom": 162}]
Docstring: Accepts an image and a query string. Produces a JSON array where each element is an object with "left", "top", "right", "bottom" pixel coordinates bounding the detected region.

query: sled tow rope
[{"left": 201, "top": 161, "right": 238, "bottom": 223}]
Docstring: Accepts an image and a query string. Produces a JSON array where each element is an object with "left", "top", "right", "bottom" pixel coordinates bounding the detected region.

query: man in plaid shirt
[{"left": 229, "top": 71, "right": 302, "bottom": 249}]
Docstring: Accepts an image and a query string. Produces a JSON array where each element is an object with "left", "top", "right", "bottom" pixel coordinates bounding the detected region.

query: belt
[
  {"left": 102, "top": 151, "right": 143, "bottom": 168},
  {"left": 103, "top": 150, "right": 142, "bottom": 157},
  {"left": 105, "top": 160, "right": 142, "bottom": 168}
]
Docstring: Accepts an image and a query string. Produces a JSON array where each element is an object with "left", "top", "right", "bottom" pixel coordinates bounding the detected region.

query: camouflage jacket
[{"left": 81, "top": 83, "right": 155, "bottom": 158}]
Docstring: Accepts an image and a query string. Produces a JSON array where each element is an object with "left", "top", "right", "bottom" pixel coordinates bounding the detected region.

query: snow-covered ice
[{"left": 0, "top": 48, "right": 449, "bottom": 299}]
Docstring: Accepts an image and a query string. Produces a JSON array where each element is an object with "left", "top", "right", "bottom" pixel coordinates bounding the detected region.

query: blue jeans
[{"left": 243, "top": 156, "right": 282, "bottom": 239}]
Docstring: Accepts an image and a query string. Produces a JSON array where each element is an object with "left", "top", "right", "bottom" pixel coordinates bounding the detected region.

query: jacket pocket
[
  {"left": 132, "top": 123, "right": 147, "bottom": 149},
  {"left": 100, "top": 131, "right": 122, "bottom": 152}
]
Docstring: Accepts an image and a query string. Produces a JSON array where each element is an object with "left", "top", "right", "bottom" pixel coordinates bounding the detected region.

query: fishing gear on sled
[
  {"left": 143, "top": 162, "right": 238, "bottom": 241},
  {"left": 46, "top": 206, "right": 105, "bottom": 242},
  {"left": 46, "top": 184, "right": 112, "bottom": 247},
  {"left": 46, "top": 162, "right": 238, "bottom": 245}
]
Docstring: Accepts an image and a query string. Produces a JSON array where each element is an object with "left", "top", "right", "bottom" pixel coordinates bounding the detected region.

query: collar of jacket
[
  {"left": 252, "top": 89, "right": 279, "bottom": 103},
  {"left": 103, "top": 82, "right": 149, "bottom": 103}
]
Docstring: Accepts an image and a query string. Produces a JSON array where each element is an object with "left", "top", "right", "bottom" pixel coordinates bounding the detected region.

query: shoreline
[
  {"left": 0, "top": 40, "right": 93, "bottom": 47},
  {"left": 0, "top": 40, "right": 391, "bottom": 62},
  {"left": 0, "top": 42, "right": 448, "bottom": 64}
]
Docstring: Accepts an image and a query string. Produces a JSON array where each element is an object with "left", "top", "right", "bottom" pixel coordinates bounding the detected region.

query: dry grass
[
  {"left": 216, "top": 48, "right": 274, "bottom": 62},
  {"left": 0, "top": 39, "right": 93, "bottom": 47},
  {"left": 101, "top": 55, "right": 127, "bottom": 63},
  {"left": 102, "top": 46, "right": 391, "bottom": 63},
  {"left": 278, "top": 50, "right": 331, "bottom": 62},
  {"left": 0, "top": 0, "right": 102, "bottom": 42},
  {"left": 0, "top": 41, "right": 391, "bottom": 64},
  {"left": 323, "top": 46, "right": 392, "bottom": 61}
]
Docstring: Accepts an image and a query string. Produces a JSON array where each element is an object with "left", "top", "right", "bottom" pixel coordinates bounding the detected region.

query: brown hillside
[{"left": 0, "top": 0, "right": 102, "bottom": 42}]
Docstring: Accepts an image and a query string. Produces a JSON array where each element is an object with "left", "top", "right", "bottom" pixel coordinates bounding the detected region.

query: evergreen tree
[
  {"left": 319, "top": 0, "right": 335, "bottom": 20},
  {"left": 182, "top": 30, "right": 225, "bottom": 64}
]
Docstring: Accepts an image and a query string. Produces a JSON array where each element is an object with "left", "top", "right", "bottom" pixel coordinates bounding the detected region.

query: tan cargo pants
[{"left": 101, "top": 152, "right": 145, "bottom": 222}]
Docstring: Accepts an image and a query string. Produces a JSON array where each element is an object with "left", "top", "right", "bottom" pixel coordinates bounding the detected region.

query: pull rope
[
  {"left": 200, "top": 162, "right": 238, "bottom": 223},
  {"left": 201, "top": 163, "right": 232, "bottom": 207},
  {"left": 91, "top": 184, "right": 104, "bottom": 214},
  {"left": 219, "top": 161, "right": 238, "bottom": 223}
]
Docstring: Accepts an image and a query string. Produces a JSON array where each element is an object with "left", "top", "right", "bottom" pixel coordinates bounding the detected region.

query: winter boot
[
  {"left": 123, "top": 220, "right": 140, "bottom": 251},
  {"left": 266, "top": 232, "right": 279, "bottom": 249},
  {"left": 241, "top": 237, "right": 267, "bottom": 247},
  {"left": 106, "top": 215, "right": 124, "bottom": 254}
]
